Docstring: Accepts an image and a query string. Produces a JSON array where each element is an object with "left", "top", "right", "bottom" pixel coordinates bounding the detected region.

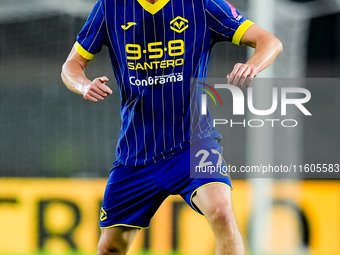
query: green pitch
[
  {"left": 0, "top": 252, "right": 310, "bottom": 255},
  {"left": 0, "top": 252, "right": 184, "bottom": 255}
]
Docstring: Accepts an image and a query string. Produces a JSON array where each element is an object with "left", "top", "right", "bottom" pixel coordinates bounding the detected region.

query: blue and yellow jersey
[{"left": 75, "top": 0, "right": 253, "bottom": 166}]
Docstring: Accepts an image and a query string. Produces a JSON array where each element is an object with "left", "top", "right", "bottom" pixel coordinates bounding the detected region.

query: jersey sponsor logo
[
  {"left": 121, "top": 22, "right": 137, "bottom": 30},
  {"left": 100, "top": 207, "right": 107, "bottom": 221},
  {"left": 129, "top": 72, "right": 183, "bottom": 86},
  {"left": 127, "top": 58, "right": 184, "bottom": 70},
  {"left": 126, "top": 39, "right": 185, "bottom": 70},
  {"left": 170, "top": 16, "right": 189, "bottom": 33}
]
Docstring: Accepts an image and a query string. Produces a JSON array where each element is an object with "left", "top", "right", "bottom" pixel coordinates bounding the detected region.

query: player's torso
[
  {"left": 103, "top": 0, "right": 210, "bottom": 94},
  {"left": 102, "top": 0, "right": 216, "bottom": 165}
]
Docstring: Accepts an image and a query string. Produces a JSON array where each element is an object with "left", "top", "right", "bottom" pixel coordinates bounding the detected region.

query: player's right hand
[{"left": 83, "top": 76, "right": 113, "bottom": 102}]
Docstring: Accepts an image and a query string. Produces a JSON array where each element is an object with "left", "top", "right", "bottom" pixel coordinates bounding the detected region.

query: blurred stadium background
[{"left": 0, "top": 0, "right": 339, "bottom": 254}]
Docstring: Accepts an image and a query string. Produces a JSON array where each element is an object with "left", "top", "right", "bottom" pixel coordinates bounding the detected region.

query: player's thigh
[
  {"left": 192, "top": 183, "right": 235, "bottom": 226},
  {"left": 98, "top": 226, "right": 139, "bottom": 253}
]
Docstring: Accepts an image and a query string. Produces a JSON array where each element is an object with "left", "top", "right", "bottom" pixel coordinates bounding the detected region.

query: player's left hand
[{"left": 227, "top": 63, "right": 259, "bottom": 88}]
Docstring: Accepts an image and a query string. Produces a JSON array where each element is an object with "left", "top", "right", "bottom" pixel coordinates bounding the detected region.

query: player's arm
[
  {"left": 227, "top": 24, "right": 283, "bottom": 87},
  {"left": 61, "top": 46, "right": 112, "bottom": 103}
]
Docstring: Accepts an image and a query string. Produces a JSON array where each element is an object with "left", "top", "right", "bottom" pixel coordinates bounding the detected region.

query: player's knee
[
  {"left": 207, "top": 204, "right": 236, "bottom": 230},
  {"left": 98, "top": 237, "right": 127, "bottom": 255}
]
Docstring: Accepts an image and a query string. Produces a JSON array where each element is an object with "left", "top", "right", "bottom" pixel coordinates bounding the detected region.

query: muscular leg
[
  {"left": 192, "top": 183, "right": 245, "bottom": 255},
  {"left": 98, "top": 227, "right": 139, "bottom": 255}
]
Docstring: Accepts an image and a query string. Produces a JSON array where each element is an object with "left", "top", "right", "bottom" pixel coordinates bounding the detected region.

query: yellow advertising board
[{"left": 0, "top": 179, "right": 339, "bottom": 255}]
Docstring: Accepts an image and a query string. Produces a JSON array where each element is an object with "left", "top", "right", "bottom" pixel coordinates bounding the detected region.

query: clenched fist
[{"left": 83, "top": 76, "right": 113, "bottom": 102}]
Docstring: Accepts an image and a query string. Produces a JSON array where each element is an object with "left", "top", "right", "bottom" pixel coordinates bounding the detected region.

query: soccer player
[{"left": 61, "top": 0, "right": 282, "bottom": 254}]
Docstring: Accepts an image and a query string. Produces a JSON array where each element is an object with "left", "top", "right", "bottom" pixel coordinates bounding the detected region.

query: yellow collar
[{"left": 136, "top": 0, "right": 171, "bottom": 15}]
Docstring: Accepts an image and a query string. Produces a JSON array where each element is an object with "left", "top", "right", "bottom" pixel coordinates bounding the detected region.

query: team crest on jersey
[
  {"left": 100, "top": 207, "right": 107, "bottom": 221},
  {"left": 170, "top": 16, "right": 188, "bottom": 33}
]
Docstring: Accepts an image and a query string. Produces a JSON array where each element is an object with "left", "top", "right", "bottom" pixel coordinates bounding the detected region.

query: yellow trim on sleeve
[
  {"left": 190, "top": 182, "right": 233, "bottom": 215},
  {"left": 74, "top": 42, "right": 96, "bottom": 60},
  {"left": 136, "top": 0, "right": 170, "bottom": 15},
  {"left": 100, "top": 223, "right": 150, "bottom": 229},
  {"left": 232, "top": 20, "right": 255, "bottom": 45}
]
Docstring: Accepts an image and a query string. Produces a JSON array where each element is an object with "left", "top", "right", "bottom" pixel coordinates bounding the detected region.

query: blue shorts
[{"left": 100, "top": 137, "right": 232, "bottom": 229}]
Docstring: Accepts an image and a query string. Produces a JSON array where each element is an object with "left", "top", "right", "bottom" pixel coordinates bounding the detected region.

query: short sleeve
[
  {"left": 75, "top": 0, "right": 107, "bottom": 60},
  {"left": 206, "top": 0, "right": 254, "bottom": 45}
]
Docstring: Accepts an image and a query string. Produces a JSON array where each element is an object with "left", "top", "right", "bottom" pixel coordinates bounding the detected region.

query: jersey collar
[{"left": 136, "top": 0, "right": 170, "bottom": 15}]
